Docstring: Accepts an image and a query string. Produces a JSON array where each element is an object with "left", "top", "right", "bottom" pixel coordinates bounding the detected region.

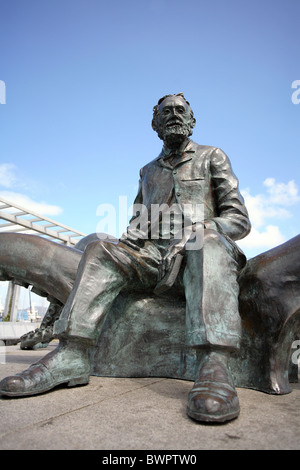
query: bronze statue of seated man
[{"left": 0, "top": 93, "right": 251, "bottom": 423}]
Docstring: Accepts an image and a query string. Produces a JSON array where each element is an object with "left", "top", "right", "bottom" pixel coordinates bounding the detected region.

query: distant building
[{"left": 27, "top": 303, "right": 42, "bottom": 322}]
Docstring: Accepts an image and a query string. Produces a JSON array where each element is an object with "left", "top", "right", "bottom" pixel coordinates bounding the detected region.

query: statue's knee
[
  {"left": 84, "top": 240, "right": 106, "bottom": 258},
  {"left": 74, "top": 233, "right": 100, "bottom": 252},
  {"left": 83, "top": 240, "right": 119, "bottom": 264},
  {"left": 203, "top": 228, "right": 225, "bottom": 246},
  {"left": 184, "top": 229, "right": 223, "bottom": 258}
]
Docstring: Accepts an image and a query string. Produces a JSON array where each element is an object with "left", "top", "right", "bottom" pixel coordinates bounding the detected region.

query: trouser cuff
[
  {"left": 186, "top": 328, "right": 241, "bottom": 352},
  {"left": 53, "top": 318, "right": 96, "bottom": 345}
]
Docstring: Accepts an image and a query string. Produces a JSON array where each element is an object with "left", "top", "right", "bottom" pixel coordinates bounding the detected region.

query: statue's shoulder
[
  {"left": 144, "top": 155, "right": 162, "bottom": 167},
  {"left": 191, "top": 142, "right": 232, "bottom": 164},
  {"left": 139, "top": 153, "right": 163, "bottom": 175},
  {"left": 189, "top": 140, "right": 217, "bottom": 154}
]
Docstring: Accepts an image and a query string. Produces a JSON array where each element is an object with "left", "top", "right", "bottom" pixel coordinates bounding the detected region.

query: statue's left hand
[
  {"left": 159, "top": 239, "right": 186, "bottom": 280},
  {"left": 158, "top": 222, "right": 205, "bottom": 281}
]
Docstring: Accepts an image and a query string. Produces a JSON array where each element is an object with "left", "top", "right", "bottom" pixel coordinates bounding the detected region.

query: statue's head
[{"left": 152, "top": 93, "right": 196, "bottom": 145}]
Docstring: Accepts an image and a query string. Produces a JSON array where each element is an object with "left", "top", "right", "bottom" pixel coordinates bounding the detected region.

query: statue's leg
[
  {"left": 184, "top": 229, "right": 243, "bottom": 351},
  {"left": 183, "top": 229, "right": 245, "bottom": 423},
  {"left": 54, "top": 240, "right": 160, "bottom": 342},
  {"left": 18, "top": 233, "right": 101, "bottom": 349},
  {"left": 0, "top": 233, "right": 82, "bottom": 304},
  {"left": 53, "top": 240, "right": 135, "bottom": 343},
  {"left": 0, "top": 239, "right": 161, "bottom": 397}
]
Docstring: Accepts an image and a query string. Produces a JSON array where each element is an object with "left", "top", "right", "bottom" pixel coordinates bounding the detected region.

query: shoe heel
[{"left": 68, "top": 376, "right": 89, "bottom": 387}]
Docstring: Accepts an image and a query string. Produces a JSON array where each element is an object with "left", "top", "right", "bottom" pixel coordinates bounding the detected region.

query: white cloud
[
  {"left": 239, "top": 178, "right": 299, "bottom": 255},
  {"left": 263, "top": 178, "right": 300, "bottom": 206},
  {"left": 0, "top": 163, "right": 63, "bottom": 217},
  {"left": 0, "top": 164, "right": 18, "bottom": 188},
  {"left": 0, "top": 191, "right": 62, "bottom": 216},
  {"left": 241, "top": 188, "right": 292, "bottom": 228},
  {"left": 238, "top": 225, "right": 285, "bottom": 250}
]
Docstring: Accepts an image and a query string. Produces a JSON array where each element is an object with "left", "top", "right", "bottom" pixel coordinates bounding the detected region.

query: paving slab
[{"left": 0, "top": 343, "right": 299, "bottom": 450}]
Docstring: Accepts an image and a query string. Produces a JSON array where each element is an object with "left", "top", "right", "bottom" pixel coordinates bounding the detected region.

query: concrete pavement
[{"left": 0, "top": 342, "right": 299, "bottom": 450}]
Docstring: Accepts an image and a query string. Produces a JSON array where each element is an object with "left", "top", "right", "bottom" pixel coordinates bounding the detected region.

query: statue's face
[{"left": 156, "top": 96, "right": 195, "bottom": 144}]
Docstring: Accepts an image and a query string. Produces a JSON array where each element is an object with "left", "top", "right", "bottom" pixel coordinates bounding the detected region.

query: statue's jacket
[{"left": 128, "top": 139, "right": 251, "bottom": 245}]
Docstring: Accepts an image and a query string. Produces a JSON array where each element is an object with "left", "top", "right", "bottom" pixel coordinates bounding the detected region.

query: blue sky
[{"left": 0, "top": 0, "right": 299, "bottom": 306}]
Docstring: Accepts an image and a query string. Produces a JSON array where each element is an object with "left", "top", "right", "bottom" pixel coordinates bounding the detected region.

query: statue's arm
[{"left": 204, "top": 148, "right": 251, "bottom": 241}]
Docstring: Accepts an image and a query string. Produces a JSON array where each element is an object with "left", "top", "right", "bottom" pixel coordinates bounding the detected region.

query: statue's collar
[
  {"left": 158, "top": 139, "right": 196, "bottom": 167},
  {"left": 162, "top": 138, "right": 193, "bottom": 157}
]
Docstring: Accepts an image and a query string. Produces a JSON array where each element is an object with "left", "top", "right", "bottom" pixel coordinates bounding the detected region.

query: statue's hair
[{"left": 152, "top": 93, "right": 195, "bottom": 134}]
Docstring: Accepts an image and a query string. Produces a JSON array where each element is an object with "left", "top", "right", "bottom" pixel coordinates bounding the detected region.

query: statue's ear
[
  {"left": 151, "top": 118, "right": 158, "bottom": 132},
  {"left": 151, "top": 105, "right": 159, "bottom": 132}
]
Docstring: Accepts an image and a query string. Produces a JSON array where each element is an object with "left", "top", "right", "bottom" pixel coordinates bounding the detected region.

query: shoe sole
[
  {"left": 187, "top": 405, "right": 240, "bottom": 423},
  {"left": 0, "top": 375, "right": 90, "bottom": 397}
]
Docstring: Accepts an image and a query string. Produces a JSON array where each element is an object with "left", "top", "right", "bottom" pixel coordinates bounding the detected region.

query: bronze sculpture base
[
  {"left": 90, "top": 235, "right": 300, "bottom": 395},
  {"left": 10, "top": 234, "right": 300, "bottom": 395}
]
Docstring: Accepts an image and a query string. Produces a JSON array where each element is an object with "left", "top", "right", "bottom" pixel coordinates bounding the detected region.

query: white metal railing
[
  {"left": 0, "top": 196, "right": 86, "bottom": 329},
  {"left": 0, "top": 196, "right": 86, "bottom": 246}
]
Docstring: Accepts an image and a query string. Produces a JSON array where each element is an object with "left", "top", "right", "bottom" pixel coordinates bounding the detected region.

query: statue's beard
[{"left": 158, "top": 123, "right": 192, "bottom": 147}]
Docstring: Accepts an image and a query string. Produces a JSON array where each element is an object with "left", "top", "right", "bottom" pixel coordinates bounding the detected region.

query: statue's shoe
[
  {"left": 0, "top": 340, "right": 90, "bottom": 397},
  {"left": 20, "top": 326, "right": 54, "bottom": 350},
  {"left": 187, "top": 353, "right": 240, "bottom": 423}
]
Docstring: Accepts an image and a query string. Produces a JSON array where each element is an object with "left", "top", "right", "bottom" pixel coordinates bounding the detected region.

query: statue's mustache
[{"left": 166, "top": 119, "right": 183, "bottom": 127}]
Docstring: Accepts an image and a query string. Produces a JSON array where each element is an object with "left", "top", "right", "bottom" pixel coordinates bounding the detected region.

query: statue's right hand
[
  {"left": 119, "top": 237, "right": 141, "bottom": 251},
  {"left": 119, "top": 222, "right": 150, "bottom": 251}
]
